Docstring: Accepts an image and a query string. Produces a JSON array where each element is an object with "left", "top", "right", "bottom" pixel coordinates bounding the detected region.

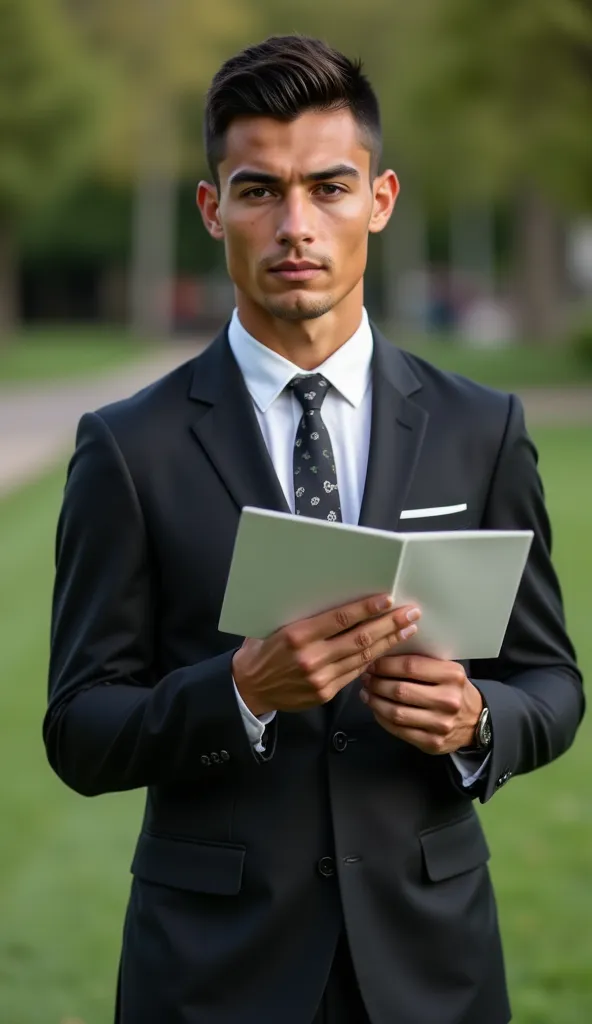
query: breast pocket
[{"left": 399, "top": 503, "right": 473, "bottom": 532}]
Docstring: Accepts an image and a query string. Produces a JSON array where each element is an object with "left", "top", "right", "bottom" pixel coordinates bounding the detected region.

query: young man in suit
[{"left": 45, "top": 34, "right": 584, "bottom": 1024}]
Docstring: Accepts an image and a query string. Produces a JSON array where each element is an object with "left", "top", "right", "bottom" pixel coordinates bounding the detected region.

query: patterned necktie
[{"left": 289, "top": 373, "right": 342, "bottom": 523}]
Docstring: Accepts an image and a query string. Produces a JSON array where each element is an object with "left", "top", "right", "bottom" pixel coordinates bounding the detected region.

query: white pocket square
[{"left": 400, "top": 503, "right": 468, "bottom": 520}]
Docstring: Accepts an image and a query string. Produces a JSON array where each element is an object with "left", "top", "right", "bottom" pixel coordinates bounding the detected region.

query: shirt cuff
[
  {"left": 232, "top": 678, "right": 277, "bottom": 753},
  {"left": 450, "top": 751, "right": 491, "bottom": 788}
]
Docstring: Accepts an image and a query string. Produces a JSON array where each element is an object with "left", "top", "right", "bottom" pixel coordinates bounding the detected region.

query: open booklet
[{"left": 219, "top": 506, "right": 534, "bottom": 661}]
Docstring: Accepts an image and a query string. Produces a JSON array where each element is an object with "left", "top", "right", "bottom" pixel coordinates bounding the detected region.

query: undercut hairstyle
[{"left": 204, "top": 35, "right": 382, "bottom": 188}]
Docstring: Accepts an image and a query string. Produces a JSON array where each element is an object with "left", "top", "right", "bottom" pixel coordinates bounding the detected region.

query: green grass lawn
[
  {"left": 0, "top": 328, "right": 151, "bottom": 384},
  {"left": 392, "top": 335, "right": 592, "bottom": 390},
  {"left": 0, "top": 428, "right": 590, "bottom": 1024}
]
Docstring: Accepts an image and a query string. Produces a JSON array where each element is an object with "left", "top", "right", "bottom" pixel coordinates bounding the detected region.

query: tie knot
[{"left": 289, "top": 373, "right": 331, "bottom": 411}]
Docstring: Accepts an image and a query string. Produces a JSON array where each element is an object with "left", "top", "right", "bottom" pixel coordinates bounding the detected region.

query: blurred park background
[{"left": 0, "top": 1, "right": 591, "bottom": 1022}]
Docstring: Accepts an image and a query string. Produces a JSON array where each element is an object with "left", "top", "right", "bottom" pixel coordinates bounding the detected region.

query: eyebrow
[{"left": 228, "top": 164, "right": 361, "bottom": 188}]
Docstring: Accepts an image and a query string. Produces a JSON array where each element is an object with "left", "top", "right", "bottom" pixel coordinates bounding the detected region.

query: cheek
[
  {"left": 336, "top": 218, "right": 369, "bottom": 275},
  {"left": 223, "top": 224, "right": 258, "bottom": 282},
  {"left": 328, "top": 203, "right": 372, "bottom": 253}
]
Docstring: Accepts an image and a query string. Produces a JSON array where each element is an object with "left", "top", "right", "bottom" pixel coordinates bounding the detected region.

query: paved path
[
  {"left": 0, "top": 343, "right": 201, "bottom": 497},
  {"left": 0, "top": 349, "right": 590, "bottom": 498}
]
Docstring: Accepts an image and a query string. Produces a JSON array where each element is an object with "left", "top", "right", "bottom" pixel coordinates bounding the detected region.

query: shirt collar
[{"left": 227, "top": 307, "right": 373, "bottom": 413}]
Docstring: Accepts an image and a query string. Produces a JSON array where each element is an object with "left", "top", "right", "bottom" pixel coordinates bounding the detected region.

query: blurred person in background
[{"left": 44, "top": 34, "right": 584, "bottom": 1024}]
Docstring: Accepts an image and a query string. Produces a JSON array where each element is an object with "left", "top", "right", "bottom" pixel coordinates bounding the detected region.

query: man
[{"left": 44, "top": 34, "right": 584, "bottom": 1024}]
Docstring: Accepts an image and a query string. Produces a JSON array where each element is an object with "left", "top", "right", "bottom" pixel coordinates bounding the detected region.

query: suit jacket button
[
  {"left": 201, "top": 754, "right": 211, "bottom": 766},
  {"left": 221, "top": 750, "right": 230, "bottom": 761},
  {"left": 317, "top": 856, "right": 335, "bottom": 879},
  {"left": 332, "top": 731, "right": 348, "bottom": 753}
]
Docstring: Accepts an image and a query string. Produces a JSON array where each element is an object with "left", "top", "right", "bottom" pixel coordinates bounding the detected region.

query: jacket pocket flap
[
  {"left": 131, "top": 832, "right": 246, "bottom": 895},
  {"left": 419, "top": 813, "right": 490, "bottom": 882}
]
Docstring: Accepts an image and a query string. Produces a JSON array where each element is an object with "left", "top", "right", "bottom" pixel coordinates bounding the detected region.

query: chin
[{"left": 263, "top": 294, "right": 335, "bottom": 322}]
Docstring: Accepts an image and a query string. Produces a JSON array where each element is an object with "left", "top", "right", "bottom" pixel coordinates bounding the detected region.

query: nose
[{"left": 274, "top": 191, "right": 315, "bottom": 249}]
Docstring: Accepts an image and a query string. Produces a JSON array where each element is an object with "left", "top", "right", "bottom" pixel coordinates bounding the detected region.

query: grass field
[
  {"left": 0, "top": 329, "right": 150, "bottom": 384},
  {"left": 396, "top": 337, "right": 592, "bottom": 390},
  {"left": 0, "top": 428, "right": 590, "bottom": 1024}
]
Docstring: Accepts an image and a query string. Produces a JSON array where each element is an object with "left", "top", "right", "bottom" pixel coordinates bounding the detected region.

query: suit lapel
[
  {"left": 358, "top": 329, "right": 429, "bottom": 530},
  {"left": 189, "top": 328, "right": 290, "bottom": 515},
  {"left": 328, "top": 327, "right": 429, "bottom": 730}
]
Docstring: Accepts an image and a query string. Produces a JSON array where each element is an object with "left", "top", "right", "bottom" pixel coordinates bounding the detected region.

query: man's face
[{"left": 198, "top": 108, "right": 397, "bottom": 324}]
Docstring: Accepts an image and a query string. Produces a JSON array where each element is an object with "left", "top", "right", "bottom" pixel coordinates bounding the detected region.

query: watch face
[{"left": 479, "top": 709, "right": 492, "bottom": 749}]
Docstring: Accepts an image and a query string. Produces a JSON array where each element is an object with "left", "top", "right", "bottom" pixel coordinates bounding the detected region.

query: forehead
[{"left": 219, "top": 108, "right": 370, "bottom": 183}]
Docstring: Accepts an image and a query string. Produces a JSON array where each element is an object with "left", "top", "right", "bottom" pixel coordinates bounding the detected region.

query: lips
[
  {"left": 267, "top": 261, "right": 326, "bottom": 282},
  {"left": 269, "top": 261, "right": 322, "bottom": 272}
]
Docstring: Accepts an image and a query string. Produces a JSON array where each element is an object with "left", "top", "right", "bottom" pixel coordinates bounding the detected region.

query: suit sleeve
[
  {"left": 43, "top": 412, "right": 277, "bottom": 797},
  {"left": 465, "top": 394, "right": 584, "bottom": 803}
]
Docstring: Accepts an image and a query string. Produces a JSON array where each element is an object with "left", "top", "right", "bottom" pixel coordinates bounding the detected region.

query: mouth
[{"left": 268, "top": 261, "right": 326, "bottom": 282}]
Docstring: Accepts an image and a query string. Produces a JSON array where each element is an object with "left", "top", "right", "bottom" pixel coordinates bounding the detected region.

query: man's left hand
[{"left": 359, "top": 654, "right": 483, "bottom": 755}]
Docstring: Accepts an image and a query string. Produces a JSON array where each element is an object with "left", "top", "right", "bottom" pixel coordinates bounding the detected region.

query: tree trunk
[
  {"left": 0, "top": 219, "right": 18, "bottom": 342},
  {"left": 128, "top": 0, "right": 177, "bottom": 342},
  {"left": 129, "top": 168, "right": 177, "bottom": 340},
  {"left": 512, "top": 187, "right": 565, "bottom": 344}
]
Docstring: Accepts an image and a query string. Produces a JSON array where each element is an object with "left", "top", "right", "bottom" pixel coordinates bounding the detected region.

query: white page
[
  {"left": 219, "top": 507, "right": 403, "bottom": 639},
  {"left": 391, "top": 531, "right": 533, "bottom": 660},
  {"left": 219, "top": 507, "right": 533, "bottom": 661}
]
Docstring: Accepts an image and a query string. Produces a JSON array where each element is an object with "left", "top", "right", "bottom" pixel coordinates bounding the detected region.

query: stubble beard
[{"left": 262, "top": 294, "right": 335, "bottom": 322}]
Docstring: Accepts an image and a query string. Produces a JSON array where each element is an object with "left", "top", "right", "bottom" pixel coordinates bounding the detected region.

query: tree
[
  {"left": 391, "top": 0, "right": 592, "bottom": 341},
  {"left": 0, "top": 0, "right": 100, "bottom": 338},
  {"left": 71, "top": 0, "right": 256, "bottom": 338}
]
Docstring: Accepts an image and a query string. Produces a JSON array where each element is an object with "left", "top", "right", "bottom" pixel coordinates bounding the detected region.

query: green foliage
[
  {"left": 394, "top": 0, "right": 592, "bottom": 208},
  {"left": 72, "top": 0, "right": 261, "bottom": 180},
  {"left": 0, "top": 427, "right": 591, "bottom": 1022},
  {"left": 0, "top": 0, "right": 101, "bottom": 223},
  {"left": 570, "top": 322, "right": 592, "bottom": 367}
]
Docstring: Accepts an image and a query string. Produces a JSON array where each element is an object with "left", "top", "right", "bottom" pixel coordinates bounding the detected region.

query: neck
[{"left": 235, "top": 284, "right": 364, "bottom": 370}]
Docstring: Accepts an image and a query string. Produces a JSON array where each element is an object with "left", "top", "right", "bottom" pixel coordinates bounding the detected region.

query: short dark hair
[{"left": 204, "top": 35, "right": 382, "bottom": 187}]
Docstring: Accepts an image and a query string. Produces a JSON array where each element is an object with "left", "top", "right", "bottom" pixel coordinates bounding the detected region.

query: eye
[
  {"left": 315, "top": 184, "right": 345, "bottom": 197},
  {"left": 243, "top": 187, "right": 273, "bottom": 199}
]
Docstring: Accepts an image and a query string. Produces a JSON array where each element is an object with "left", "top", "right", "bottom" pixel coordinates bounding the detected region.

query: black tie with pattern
[{"left": 289, "top": 373, "right": 342, "bottom": 523}]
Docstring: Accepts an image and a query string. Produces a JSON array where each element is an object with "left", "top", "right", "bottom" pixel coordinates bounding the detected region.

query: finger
[
  {"left": 360, "top": 690, "right": 447, "bottom": 734},
  {"left": 324, "top": 605, "right": 419, "bottom": 665},
  {"left": 302, "top": 609, "right": 420, "bottom": 686},
  {"left": 369, "top": 654, "right": 464, "bottom": 686},
  {"left": 316, "top": 661, "right": 382, "bottom": 704},
  {"left": 363, "top": 675, "right": 438, "bottom": 709},
  {"left": 294, "top": 594, "right": 420, "bottom": 644},
  {"left": 294, "top": 620, "right": 409, "bottom": 693}
]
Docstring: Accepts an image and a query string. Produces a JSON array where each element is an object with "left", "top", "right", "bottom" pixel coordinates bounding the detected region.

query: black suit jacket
[{"left": 44, "top": 326, "right": 584, "bottom": 1024}]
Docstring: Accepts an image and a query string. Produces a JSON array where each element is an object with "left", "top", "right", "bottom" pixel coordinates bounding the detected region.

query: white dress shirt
[{"left": 227, "top": 307, "right": 488, "bottom": 786}]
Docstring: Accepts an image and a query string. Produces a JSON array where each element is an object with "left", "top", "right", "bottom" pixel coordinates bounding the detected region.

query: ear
[
  {"left": 196, "top": 181, "right": 224, "bottom": 241},
  {"left": 368, "top": 170, "right": 400, "bottom": 235}
]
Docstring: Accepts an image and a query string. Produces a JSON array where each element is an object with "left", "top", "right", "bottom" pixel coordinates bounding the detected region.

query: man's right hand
[{"left": 232, "top": 594, "right": 421, "bottom": 717}]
